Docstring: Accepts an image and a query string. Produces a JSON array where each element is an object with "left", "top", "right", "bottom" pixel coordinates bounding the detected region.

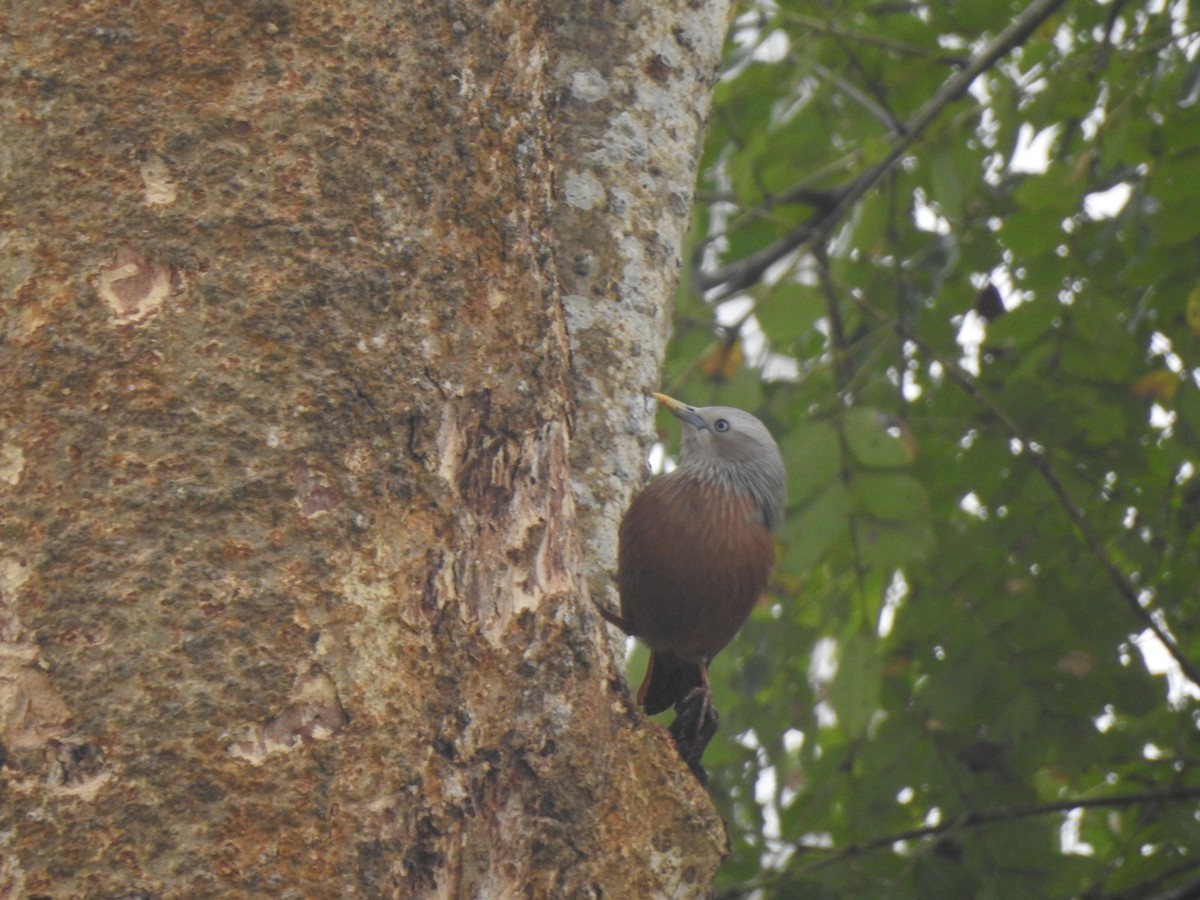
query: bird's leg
[{"left": 669, "top": 664, "right": 719, "bottom": 784}]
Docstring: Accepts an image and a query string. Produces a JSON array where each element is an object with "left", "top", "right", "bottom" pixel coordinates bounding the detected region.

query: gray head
[{"left": 653, "top": 392, "right": 787, "bottom": 530}]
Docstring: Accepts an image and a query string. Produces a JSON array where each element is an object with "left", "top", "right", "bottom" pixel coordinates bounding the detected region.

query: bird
[{"left": 599, "top": 392, "right": 787, "bottom": 779}]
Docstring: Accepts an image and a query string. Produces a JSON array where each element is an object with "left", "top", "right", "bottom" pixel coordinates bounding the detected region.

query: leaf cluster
[{"left": 660, "top": 1, "right": 1200, "bottom": 896}]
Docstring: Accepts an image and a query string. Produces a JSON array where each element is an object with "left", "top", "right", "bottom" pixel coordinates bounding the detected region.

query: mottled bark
[
  {"left": 551, "top": 1, "right": 731, "bottom": 620},
  {"left": 0, "top": 1, "right": 728, "bottom": 896}
]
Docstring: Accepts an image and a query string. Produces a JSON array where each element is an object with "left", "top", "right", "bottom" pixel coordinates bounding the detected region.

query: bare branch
[
  {"left": 718, "top": 784, "right": 1200, "bottom": 899},
  {"left": 776, "top": 11, "right": 970, "bottom": 64},
  {"left": 797, "top": 785, "right": 1200, "bottom": 872},
  {"left": 1095, "top": 861, "right": 1200, "bottom": 900}
]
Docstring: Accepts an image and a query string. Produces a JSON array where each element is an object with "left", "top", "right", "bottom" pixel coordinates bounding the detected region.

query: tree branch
[
  {"left": 1095, "top": 861, "right": 1200, "bottom": 900},
  {"left": 776, "top": 11, "right": 970, "bottom": 65},
  {"left": 699, "top": 0, "right": 1071, "bottom": 300},
  {"left": 798, "top": 785, "right": 1200, "bottom": 871},
  {"left": 1140, "top": 874, "right": 1200, "bottom": 900},
  {"left": 719, "top": 784, "right": 1200, "bottom": 898}
]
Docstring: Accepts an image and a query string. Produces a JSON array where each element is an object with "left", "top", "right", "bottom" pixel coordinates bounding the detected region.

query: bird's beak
[{"left": 652, "top": 392, "right": 707, "bottom": 431}]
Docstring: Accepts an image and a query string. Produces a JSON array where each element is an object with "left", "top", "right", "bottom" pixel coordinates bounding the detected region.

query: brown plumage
[
  {"left": 619, "top": 477, "right": 776, "bottom": 712},
  {"left": 601, "top": 392, "right": 787, "bottom": 777}
]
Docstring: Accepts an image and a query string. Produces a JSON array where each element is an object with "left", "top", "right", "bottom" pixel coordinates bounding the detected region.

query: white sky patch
[
  {"left": 717, "top": 295, "right": 764, "bottom": 357},
  {"left": 1149, "top": 331, "right": 1184, "bottom": 373},
  {"left": 810, "top": 637, "right": 838, "bottom": 683},
  {"left": 648, "top": 441, "right": 670, "bottom": 474},
  {"left": 1080, "top": 83, "right": 1109, "bottom": 140},
  {"left": 716, "top": 295, "right": 755, "bottom": 331},
  {"left": 783, "top": 728, "right": 805, "bottom": 754},
  {"left": 754, "top": 756, "right": 780, "bottom": 831},
  {"left": 902, "top": 366, "right": 923, "bottom": 401},
  {"left": 877, "top": 571, "right": 909, "bottom": 637},
  {"left": 971, "top": 72, "right": 1003, "bottom": 179},
  {"left": 715, "top": 293, "right": 802, "bottom": 383},
  {"left": 1061, "top": 808, "right": 1096, "bottom": 856},
  {"left": 1009, "top": 123, "right": 1060, "bottom": 173},
  {"left": 956, "top": 309, "right": 988, "bottom": 375},
  {"left": 754, "top": 29, "right": 790, "bottom": 63},
  {"left": 810, "top": 637, "right": 840, "bottom": 728},
  {"left": 1134, "top": 626, "right": 1200, "bottom": 706},
  {"left": 1053, "top": 20, "right": 1076, "bottom": 55},
  {"left": 1149, "top": 403, "right": 1176, "bottom": 434},
  {"left": 764, "top": 354, "right": 801, "bottom": 382},
  {"left": 1084, "top": 183, "right": 1132, "bottom": 219},
  {"left": 914, "top": 187, "right": 951, "bottom": 234},
  {"left": 740, "top": 728, "right": 799, "bottom": 872},
  {"left": 960, "top": 491, "right": 987, "bottom": 519}
]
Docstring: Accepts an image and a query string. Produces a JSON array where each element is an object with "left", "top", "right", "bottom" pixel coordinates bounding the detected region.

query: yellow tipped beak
[
  {"left": 652, "top": 392, "right": 707, "bottom": 430},
  {"left": 651, "top": 392, "right": 689, "bottom": 413}
]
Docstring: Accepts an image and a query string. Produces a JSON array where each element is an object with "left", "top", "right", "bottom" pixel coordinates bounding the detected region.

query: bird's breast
[{"left": 617, "top": 473, "right": 776, "bottom": 660}]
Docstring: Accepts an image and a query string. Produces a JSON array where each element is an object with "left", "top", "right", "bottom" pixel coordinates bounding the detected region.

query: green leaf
[
  {"left": 929, "top": 143, "right": 966, "bottom": 222},
  {"left": 1012, "top": 166, "right": 1080, "bottom": 216},
  {"left": 782, "top": 480, "right": 852, "bottom": 569},
  {"left": 854, "top": 518, "right": 934, "bottom": 567},
  {"left": 700, "top": 7, "right": 1200, "bottom": 895},
  {"left": 842, "top": 407, "right": 913, "bottom": 467},
  {"left": 851, "top": 471, "right": 929, "bottom": 521},
  {"left": 828, "top": 633, "right": 882, "bottom": 739},
  {"left": 985, "top": 297, "right": 1061, "bottom": 349},
  {"left": 756, "top": 281, "right": 827, "bottom": 344},
  {"left": 1001, "top": 205, "right": 1067, "bottom": 258},
  {"left": 780, "top": 420, "right": 842, "bottom": 504},
  {"left": 913, "top": 854, "right": 982, "bottom": 899}
]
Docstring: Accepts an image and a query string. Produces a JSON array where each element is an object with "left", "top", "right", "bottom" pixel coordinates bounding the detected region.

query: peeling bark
[{"left": 0, "top": 0, "right": 730, "bottom": 896}]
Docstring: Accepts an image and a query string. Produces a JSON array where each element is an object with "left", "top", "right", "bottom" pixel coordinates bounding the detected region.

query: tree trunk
[{"left": 0, "top": 1, "right": 730, "bottom": 896}]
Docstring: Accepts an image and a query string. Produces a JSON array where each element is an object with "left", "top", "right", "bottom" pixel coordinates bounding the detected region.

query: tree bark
[{"left": 0, "top": 1, "right": 730, "bottom": 896}]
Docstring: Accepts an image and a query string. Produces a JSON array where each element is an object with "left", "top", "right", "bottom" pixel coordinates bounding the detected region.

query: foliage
[{"left": 659, "top": 0, "right": 1200, "bottom": 896}]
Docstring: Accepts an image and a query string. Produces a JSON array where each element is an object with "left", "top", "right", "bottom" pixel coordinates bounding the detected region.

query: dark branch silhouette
[{"left": 719, "top": 784, "right": 1200, "bottom": 899}]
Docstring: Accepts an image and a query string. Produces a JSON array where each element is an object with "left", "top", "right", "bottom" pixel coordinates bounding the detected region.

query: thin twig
[
  {"left": 1093, "top": 860, "right": 1200, "bottom": 900},
  {"left": 801, "top": 785, "right": 1200, "bottom": 869},
  {"left": 811, "top": 61, "right": 902, "bottom": 133},
  {"left": 717, "top": 784, "right": 1200, "bottom": 898},
  {"left": 776, "top": 11, "right": 970, "bottom": 64}
]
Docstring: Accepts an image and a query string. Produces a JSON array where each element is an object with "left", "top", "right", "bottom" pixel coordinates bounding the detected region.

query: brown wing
[{"left": 617, "top": 472, "right": 775, "bottom": 662}]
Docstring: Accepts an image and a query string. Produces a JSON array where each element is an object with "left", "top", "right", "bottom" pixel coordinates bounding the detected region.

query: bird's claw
[{"left": 670, "top": 686, "right": 719, "bottom": 784}]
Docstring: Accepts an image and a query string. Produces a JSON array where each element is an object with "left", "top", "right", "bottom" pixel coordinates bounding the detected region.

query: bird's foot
[{"left": 670, "top": 686, "right": 719, "bottom": 784}]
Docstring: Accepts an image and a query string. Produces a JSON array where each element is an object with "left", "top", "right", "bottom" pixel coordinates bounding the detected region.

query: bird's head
[{"left": 652, "top": 392, "right": 788, "bottom": 530}]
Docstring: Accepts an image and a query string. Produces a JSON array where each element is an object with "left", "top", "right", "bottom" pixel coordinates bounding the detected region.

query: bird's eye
[{"left": 714, "top": 419, "right": 730, "bottom": 433}]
